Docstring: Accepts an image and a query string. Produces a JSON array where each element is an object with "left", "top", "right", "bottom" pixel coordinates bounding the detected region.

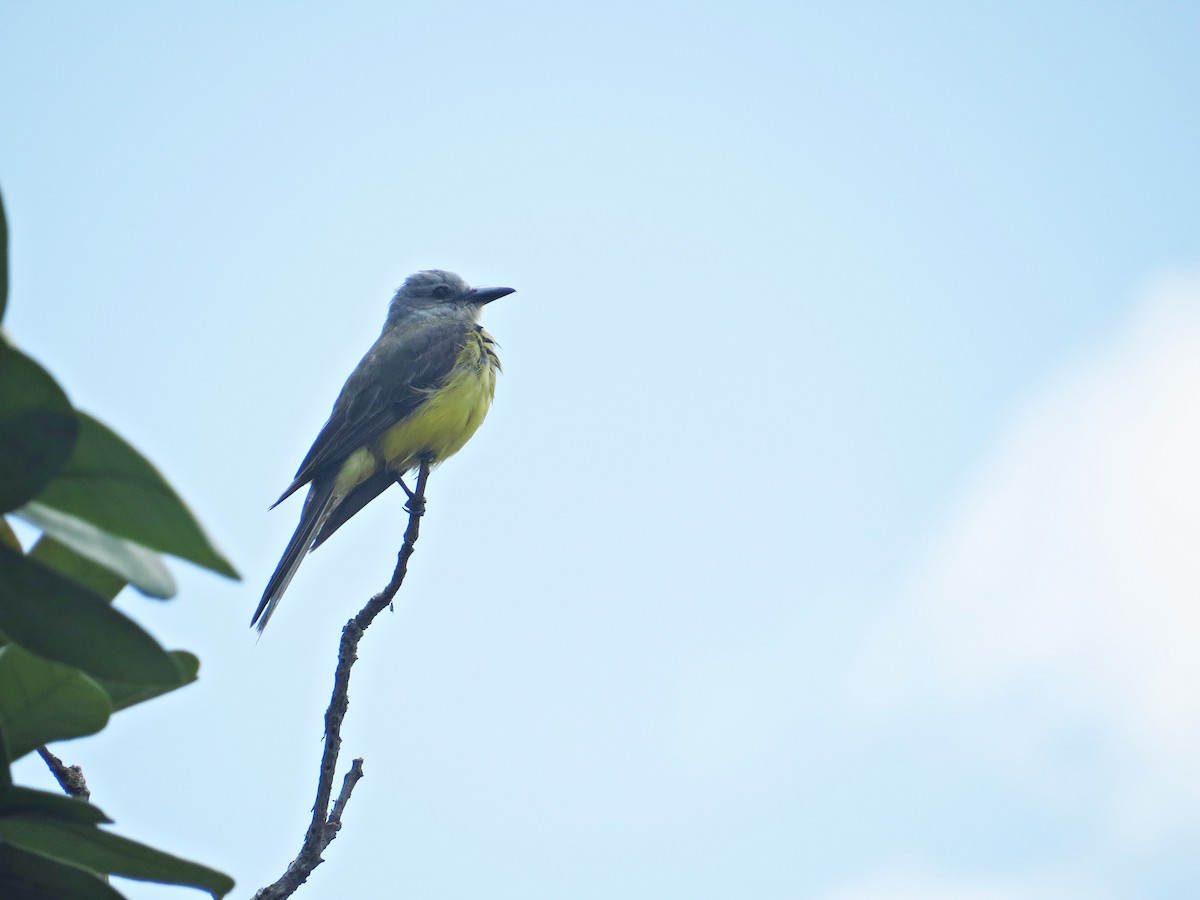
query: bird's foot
[{"left": 396, "top": 474, "right": 425, "bottom": 515}]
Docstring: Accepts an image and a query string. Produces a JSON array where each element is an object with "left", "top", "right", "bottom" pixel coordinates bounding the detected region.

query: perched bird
[{"left": 253, "top": 269, "right": 514, "bottom": 632}]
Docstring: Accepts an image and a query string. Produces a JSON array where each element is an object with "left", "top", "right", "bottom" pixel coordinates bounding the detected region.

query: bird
[{"left": 252, "top": 269, "right": 514, "bottom": 632}]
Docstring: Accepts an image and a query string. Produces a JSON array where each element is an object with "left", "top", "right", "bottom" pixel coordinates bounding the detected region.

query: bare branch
[
  {"left": 253, "top": 460, "right": 431, "bottom": 900},
  {"left": 37, "top": 746, "right": 91, "bottom": 801}
]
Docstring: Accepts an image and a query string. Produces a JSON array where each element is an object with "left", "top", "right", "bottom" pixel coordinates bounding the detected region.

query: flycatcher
[{"left": 252, "top": 269, "right": 514, "bottom": 631}]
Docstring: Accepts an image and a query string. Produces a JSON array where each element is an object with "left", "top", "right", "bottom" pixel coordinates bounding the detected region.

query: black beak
[{"left": 465, "top": 286, "right": 515, "bottom": 305}]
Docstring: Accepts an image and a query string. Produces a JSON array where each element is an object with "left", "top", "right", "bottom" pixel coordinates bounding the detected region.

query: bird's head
[{"left": 387, "top": 270, "right": 514, "bottom": 326}]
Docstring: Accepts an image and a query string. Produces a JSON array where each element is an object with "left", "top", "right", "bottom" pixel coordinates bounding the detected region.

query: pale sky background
[{"left": 2, "top": 3, "right": 1199, "bottom": 898}]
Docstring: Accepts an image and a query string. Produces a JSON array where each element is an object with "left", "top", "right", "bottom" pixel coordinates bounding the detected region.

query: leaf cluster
[{"left": 0, "top": 189, "right": 238, "bottom": 898}]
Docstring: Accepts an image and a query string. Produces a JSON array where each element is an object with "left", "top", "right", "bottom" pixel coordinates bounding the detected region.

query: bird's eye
[{"left": 432, "top": 285, "right": 452, "bottom": 300}]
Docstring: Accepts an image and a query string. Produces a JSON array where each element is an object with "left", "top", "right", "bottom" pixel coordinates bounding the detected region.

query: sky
[{"left": 2, "top": 2, "right": 1199, "bottom": 898}]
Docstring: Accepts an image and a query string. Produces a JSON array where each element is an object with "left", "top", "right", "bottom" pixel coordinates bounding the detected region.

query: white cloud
[
  {"left": 670, "top": 272, "right": 1200, "bottom": 877},
  {"left": 857, "top": 272, "right": 1200, "bottom": 843}
]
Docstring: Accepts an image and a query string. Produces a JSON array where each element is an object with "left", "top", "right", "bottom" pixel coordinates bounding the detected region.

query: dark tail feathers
[{"left": 252, "top": 478, "right": 337, "bottom": 632}]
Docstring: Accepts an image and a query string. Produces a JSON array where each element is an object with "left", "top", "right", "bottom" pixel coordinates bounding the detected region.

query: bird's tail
[{"left": 252, "top": 478, "right": 337, "bottom": 632}]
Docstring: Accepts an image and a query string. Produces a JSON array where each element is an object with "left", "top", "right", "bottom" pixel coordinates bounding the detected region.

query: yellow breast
[{"left": 376, "top": 328, "right": 499, "bottom": 473}]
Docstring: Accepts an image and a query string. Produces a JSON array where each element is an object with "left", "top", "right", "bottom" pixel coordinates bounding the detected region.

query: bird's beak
[{"left": 465, "top": 286, "right": 515, "bottom": 305}]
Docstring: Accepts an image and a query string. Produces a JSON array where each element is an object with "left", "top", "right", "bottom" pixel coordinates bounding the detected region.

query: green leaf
[
  {"left": 0, "top": 843, "right": 125, "bottom": 900},
  {"left": 0, "top": 645, "right": 111, "bottom": 761},
  {"left": 29, "top": 535, "right": 127, "bottom": 602},
  {"left": 96, "top": 650, "right": 200, "bottom": 713},
  {"left": 0, "top": 786, "right": 110, "bottom": 825},
  {"left": 0, "top": 545, "right": 181, "bottom": 686},
  {"left": 19, "top": 503, "right": 175, "bottom": 599},
  {"left": 0, "top": 341, "right": 79, "bottom": 513},
  {"left": 31, "top": 412, "right": 238, "bottom": 580},
  {"left": 0, "top": 187, "right": 8, "bottom": 323},
  {"left": 0, "top": 816, "right": 235, "bottom": 898}
]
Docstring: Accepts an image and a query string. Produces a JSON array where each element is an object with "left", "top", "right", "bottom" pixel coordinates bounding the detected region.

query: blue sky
[{"left": 3, "top": 2, "right": 1199, "bottom": 897}]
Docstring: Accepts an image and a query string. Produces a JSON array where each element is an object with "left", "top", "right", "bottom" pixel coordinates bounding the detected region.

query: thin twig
[
  {"left": 327, "top": 758, "right": 365, "bottom": 835},
  {"left": 253, "top": 460, "right": 431, "bottom": 900},
  {"left": 37, "top": 746, "right": 91, "bottom": 801}
]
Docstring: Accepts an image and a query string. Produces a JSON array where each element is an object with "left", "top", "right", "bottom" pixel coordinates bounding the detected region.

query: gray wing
[{"left": 271, "top": 317, "right": 471, "bottom": 507}]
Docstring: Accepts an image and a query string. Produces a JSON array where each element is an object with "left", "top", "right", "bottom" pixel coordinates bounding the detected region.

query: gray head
[{"left": 386, "top": 269, "right": 514, "bottom": 328}]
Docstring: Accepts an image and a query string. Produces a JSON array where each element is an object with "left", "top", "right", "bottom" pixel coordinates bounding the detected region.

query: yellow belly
[
  {"left": 376, "top": 365, "right": 495, "bottom": 471},
  {"left": 378, "top": 332, "right": 497, "bottom": 472},
  {"left": 330, "top": 329, "right": 499, "bottom": 497}
]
